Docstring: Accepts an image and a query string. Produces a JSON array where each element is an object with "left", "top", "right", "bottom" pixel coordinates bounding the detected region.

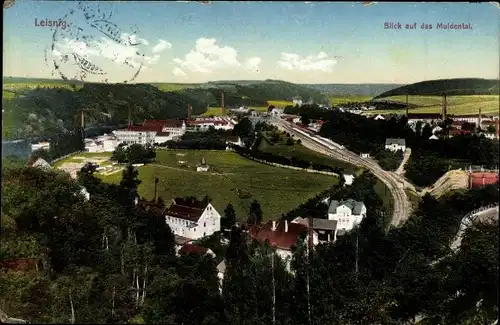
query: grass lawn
[
  {"left": 200, "top": 107, "right": 225, "bottom": 116},
  {"left": 98, "top": 150, "right": 339, "bottom": 221},
  {"left": 53, "top": 152, "right": 112, "bottom": 168},
  {"left": 267, "top": 100, "right": 294, "bottom": 107},
  {"left": 330, "top": 95, "right": 373, "bottom": 105},
  {"left": 258, "top": 132, "right": 360, "bottom": 174},
  {"left": 370, "top": 95, "right": 499, "bottom": 115}
]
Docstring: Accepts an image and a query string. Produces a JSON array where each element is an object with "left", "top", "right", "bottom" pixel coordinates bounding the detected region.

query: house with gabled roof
[
  {"left": 249, "top": 220, "right": 318, "bottom": 272},
  {"left": 165, "top": 197, "right": 221, "bottom": 240},
  {"left": 178, "top": 243, "right": 216, "bottom": 258},
  {"left": 291, "top": 217, "right": 338, "bottom": 244},
  {"left": 327, "top": 199, "right": 367, "bottom": 232}
]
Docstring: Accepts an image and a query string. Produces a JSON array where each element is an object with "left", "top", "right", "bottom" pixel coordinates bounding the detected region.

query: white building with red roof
[
  {"left": 112, "top": 119, "right": 186, "bottom": 146},
  {"left": 165, "top": 197, "right": 222, "bottom": 240},
  {"left": 189, "top": 116, "right": 237, "bottom": 131}
]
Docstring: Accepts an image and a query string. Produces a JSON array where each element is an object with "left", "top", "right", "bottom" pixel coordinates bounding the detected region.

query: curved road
[{"left": 271, "top": 117, "right": 412, "bottom": 228}]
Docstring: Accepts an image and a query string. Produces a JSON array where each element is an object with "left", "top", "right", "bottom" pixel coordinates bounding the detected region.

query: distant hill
[
  {"left": 300, "top": 83, "right": 404, "bottom": 96},
  {"left": 2, "top": 78, "right": 327, "bottom": 140},
  {"left": 374, "top": 78, "right": 499, "bottom": 99}
]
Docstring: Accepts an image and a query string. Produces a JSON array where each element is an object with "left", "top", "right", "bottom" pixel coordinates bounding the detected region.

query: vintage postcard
[{"left": 2, "top": 1, "right": 499, "bottom": 324}]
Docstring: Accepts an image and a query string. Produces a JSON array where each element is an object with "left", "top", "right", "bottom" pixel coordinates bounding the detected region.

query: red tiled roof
[
  {"left": 143, "top": 119, "right": 184, "bottom": 128},
  {"left": 166, "top": 198, "right": 208, "bottom": 222},
  {"left": 118, "top": 125, "right": 161, "bottom": 132},
  {"left": 452, "top": 121, "right": 466, "bottom": 126},
  {"left": 482, "top": 120, "right": 500, "bottom": 125},
  {"left": 249, "top": 221, "right": 308, "bottom": 251},
  {"left": 179, "top": 244, "right": 209, "bottom": 255},
  {"left": 470, "top": 172, "right": 499, "bottom": 188},
  {"left": 137, "top": 199, "right": 166, "bottom": 217}
]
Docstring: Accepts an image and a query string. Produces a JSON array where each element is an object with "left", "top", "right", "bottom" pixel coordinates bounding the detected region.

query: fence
[{"left": 50, "top": 151, "right": 83, "bottom": 165}]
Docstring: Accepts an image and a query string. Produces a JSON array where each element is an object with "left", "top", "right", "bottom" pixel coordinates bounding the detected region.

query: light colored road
[
  {"left": 450, "top": 205, "right": 499, "bottom": 251},
  {"left": 270, "top": 117, "right": 412, "bottom": 228},
  {"left": 395, "top": 148, "right": 412, "bottom": 176}
]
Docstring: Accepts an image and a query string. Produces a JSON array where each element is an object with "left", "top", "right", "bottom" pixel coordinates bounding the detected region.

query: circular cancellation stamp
[{"left": 44, "top": 1, "right": 146, "bottom": 84}]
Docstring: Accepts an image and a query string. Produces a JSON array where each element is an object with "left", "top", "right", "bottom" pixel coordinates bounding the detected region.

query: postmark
[{"left": 44, "top": 1, "right": 146, "bottom": 85}]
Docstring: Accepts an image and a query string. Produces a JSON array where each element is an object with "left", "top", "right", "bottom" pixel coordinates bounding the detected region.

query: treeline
[
  {"left": 111, "top": 143, "right": 156, "bottom": 164},
  {"left": 31, "top": 128, "right": 85, "bottom": 163}
]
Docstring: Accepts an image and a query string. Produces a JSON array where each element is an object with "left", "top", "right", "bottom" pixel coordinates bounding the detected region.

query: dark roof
[
  {"left": 328, "top": 199, "right": 365, "bottom": 215},
  {"left": 118, "top": 125, "right": 161, "bottom": 132},
  {"left": 293, "top": 217, "right": 338, "bottom": 231},
  {"left": 174, "top": 235, "right": 192, "bottom": 246},
  {"left": 156, "top": 131, "right": 171, "bottom": 136},
  {"left": 450, "top": 129, "right": 472, "bottom": 136},
  {"left": 249, "top": 221, "right": 308, "bottom": 251},
  {"left": 179, "top": 244, "right": 210, "bottom": 255},
  {"left": 385, "top": 138, "right": 406, "bottom": 146},
  {"left": 166, "top": 198, "right": 208, "bottom": 222},
  {"left": 226, "top": 135, "right": 240, "bottom": 143}
]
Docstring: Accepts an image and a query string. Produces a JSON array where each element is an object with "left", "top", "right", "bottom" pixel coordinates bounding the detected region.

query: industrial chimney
[
  {"left": 272, "top": 220, "right": 277, "bottom": 231},
  {"left": 285, "top": 220, "right": 288, "bottom": 232},
  {"left": 478, "top": 108, "right": 482, "bottom": 130},
  {"left": 405, "top": 94, "right": 409, "bottom": 116},
  {"left": 441, "top": 93, "right": 447, "bottom": 121}
]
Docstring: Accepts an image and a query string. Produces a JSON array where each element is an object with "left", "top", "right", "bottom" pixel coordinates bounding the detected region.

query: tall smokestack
[
  {"left": 80, "top": 110, "right": 84, "bottom": 128},
  {"left": 187, "top": 104, "right": 191, "bottom": 122},
  {"left": 442, "top": 93, "right": 447, "bottom": 120},
  {"left": 285, "top": 220, "right": 288, "bottom": 232},
  {"left": 308, "top": 216, "right": 313, "bottom": 251},
  {"left": 221, "top": 92, "right": 225, "bottom": 115},
  {"left": 272, "top": 220, "right": 276, "bottom": 231},
  {"left": 154, "top": 177, "right": 159, "bottom": 203},
  {"left": 405, "top": 94, "right": 409, "bottom": 116}
]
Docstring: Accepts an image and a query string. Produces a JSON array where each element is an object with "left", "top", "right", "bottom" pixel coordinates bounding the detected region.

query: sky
[{"left": 3, "top": 1, "right": 500, "bottom": 84}]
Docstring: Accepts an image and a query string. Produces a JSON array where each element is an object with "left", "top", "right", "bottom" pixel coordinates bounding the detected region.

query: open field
[
  {"left": 370, "top": 95, "right": 499, "bottom": 115},
  {"left": 258, "top": 132, "right": 360, "bottom": 174},
  {"left": 54, "top": 152, "right": 115, "bottom": 179},
  {"left": 330, "top": 95, "right": 373, "bottom": 105},
  {"left": 3, "top": 82, "right": 82, "bottom": 91},
  {"left": 97, "top": 150, "right": 339, "bottom": 221},
  {"left": 150, "top": 83, "right": 199, "bottom": 92}
]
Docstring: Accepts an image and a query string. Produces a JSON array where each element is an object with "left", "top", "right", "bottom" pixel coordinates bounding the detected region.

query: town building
[
  {"left": 360, "top": 153, "right": 371, "bottom": 158},
  {"left": 343, "top": 174, "right": 355, "bottom": 186},
  {"left": 292, "top": 97, "right": 303, "bottom": 107},
  {"left": 270, "top": 108, "right": 285, "bottom": 116},
  {"left": 449, "top": 129, "right": 472, "bottom": 137},
  {"left": 373, "top": 114, "right": 385, "bottom": 120},
  {"left": 217, "top": 260, "right": 226, "bottom": 293},
  {"left": 26, "top": 156, "right": 51, "bottom": 169},
  {"left": 113, "top": 119, "right": 186, "bottom": 146},
  {"left": 84, "top": 134, "right": 119, "bottom": 153},
  {"left": 469, "top": 172, "right": 499, "bottom": 189},
  {"left": 385, "top": 138, "right": 406, "bottom": 152},
  {"left": 327, "top": 199, "right": 367, "bottom": 232},
  {"left": 429, "top": 134, "right": 439, "bottom": 140},
  {"left": 249, "top": 220, "right": 318, "bottom": 271},
  {"left": 165, "top": 197, "right": 221, "bottom": 240},
  {"left": 78, "top": 186, "right": 90, "bottom": 201},
  {"left": 291, "top": 217, "right": 338, "bottom": 244},
  {"left": 308, "top": 120, "right": 325, "bottom": 133}
]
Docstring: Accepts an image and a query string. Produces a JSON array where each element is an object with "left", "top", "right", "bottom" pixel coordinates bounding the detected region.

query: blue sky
[{"left": 3, "top": 1, "right": 499, "bottom": 84}]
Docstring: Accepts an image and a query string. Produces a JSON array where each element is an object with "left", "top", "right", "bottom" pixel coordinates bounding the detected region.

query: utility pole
[
  {"left": 307, "top": 216, "right": 313, "bottom": 325},
  {"left": 272, "top": 251, "right": 276, "bottom": 325},
  {"left": 355, "top": 232, "right": 359, "bottom": 281}
]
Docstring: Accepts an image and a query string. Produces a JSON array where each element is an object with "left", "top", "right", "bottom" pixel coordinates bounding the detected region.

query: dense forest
[
  {"left": 374, "top": 78, "right": 499, "bottom": 98},
  {"left": 2, "top": 80, "right": 327, "bottom": 140},
  {"left": 1, "top": 160, "right": 498, "bottom": 324}
]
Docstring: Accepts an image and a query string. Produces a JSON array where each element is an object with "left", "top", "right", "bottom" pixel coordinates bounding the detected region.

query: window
[{"left": 204, "top": 222, "right": 206, "bottom": 227}]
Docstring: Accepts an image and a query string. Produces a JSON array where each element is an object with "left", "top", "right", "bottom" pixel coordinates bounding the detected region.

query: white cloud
[
  {"left": 244, "top": 57, "right": 262, "bottom": 72},
  {"left": 173, "top": 67, "right": 187, "bottom": 77},
  {"left": 152, "top": 39, "right": 172, "bottom": 54},
  {"left": 173, "top": 38, "right": 241, "bottom": 73},
  {"left": 52, "top": 34, "right": 172, "bottom": 70},
  {"left": 278, "top": 52, "right": 337, "bottom": 72}
]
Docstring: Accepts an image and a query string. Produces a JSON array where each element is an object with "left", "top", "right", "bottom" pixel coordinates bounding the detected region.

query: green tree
[
  {"left": 422, "top": 123, "right": 433, "bottom": 139},
  {"left": 119, "top": 164, "right": 141, "bottom": 207},
  {"left": 111, "top": 145, "right": 128, "bottom": 163},
  {"left": 247, "top": 200, "right": 263, "bottom": 225}
]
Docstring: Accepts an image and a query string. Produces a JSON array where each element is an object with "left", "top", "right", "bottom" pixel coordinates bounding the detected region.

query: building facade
[
  {"left": 327, "top": 199, "right": 367, "bottom": 232},
  {"left": 385, "top": 138, "right": 406, "bottom": 152}
]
